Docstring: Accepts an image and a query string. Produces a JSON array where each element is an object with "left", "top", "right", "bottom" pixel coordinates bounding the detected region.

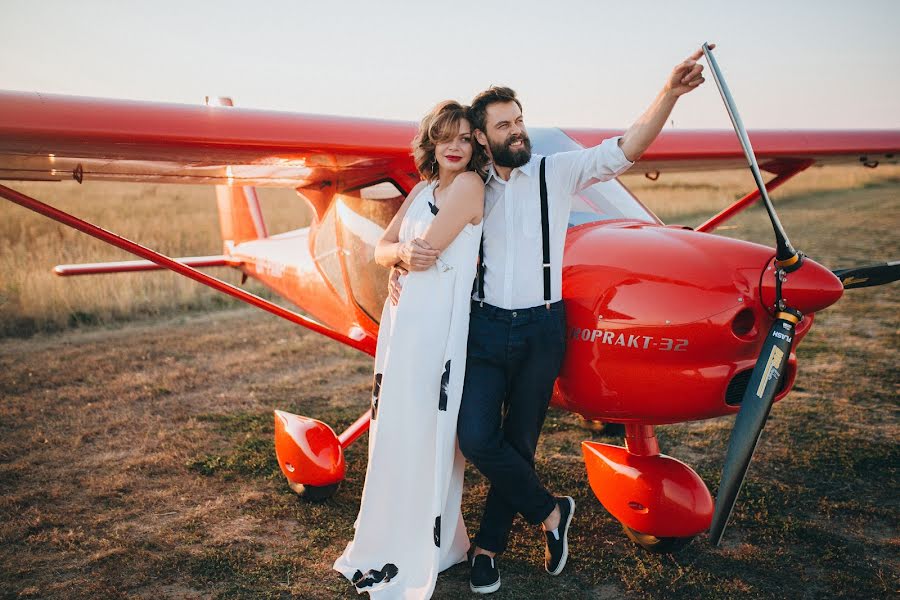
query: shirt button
[{"left": 512, "top": 311, "right": 517, "bottom": 318}]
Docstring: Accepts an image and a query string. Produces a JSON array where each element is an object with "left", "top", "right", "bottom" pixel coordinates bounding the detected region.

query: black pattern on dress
[
  {"left": 433, "top": 515, "right": 441, "bottom": 547},
  {"left": 371, "top": 373, "right": 383, "bottom": 420},
  {"left": 438, "top": 360, "right": 451, "bottom": 411},
  {"left": 352, "top": 563, "right": 399, "bottom": 588},
  {"left": 428, "top": 201, "right": 439, "bottom": 215}
]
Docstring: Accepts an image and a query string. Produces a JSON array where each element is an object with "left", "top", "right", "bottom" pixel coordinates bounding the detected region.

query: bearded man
[{"left": 457, "top": 47, "right": 711, "bottom": 594}]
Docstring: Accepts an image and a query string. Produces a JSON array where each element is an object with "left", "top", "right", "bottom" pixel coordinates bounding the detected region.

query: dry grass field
[
  {"left": 0, "top": 167, "right": 898, "bottom": 599},
  {"left": 621, "top": 163, "right": 900, "bottom": 224},
  {"left": 0, "top": 182, "right": 308, "bottom": 338}
]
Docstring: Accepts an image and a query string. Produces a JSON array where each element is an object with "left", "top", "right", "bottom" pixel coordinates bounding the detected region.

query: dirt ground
[{"left": 1, "top": 182, "right": 898, "bottom": 599}]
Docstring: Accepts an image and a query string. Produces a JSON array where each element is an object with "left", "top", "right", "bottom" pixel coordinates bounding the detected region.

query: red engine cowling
[{"left": 554, "top": 222, "right": 831, "bottom": 424}]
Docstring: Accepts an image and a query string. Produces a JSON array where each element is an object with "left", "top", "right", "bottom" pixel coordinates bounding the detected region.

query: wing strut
[
  {"left": 695, "top": 160, "right": 813, "bottom": 233},
  {"left": 0, "top": 183, "right": 375, "bottom": 356}
]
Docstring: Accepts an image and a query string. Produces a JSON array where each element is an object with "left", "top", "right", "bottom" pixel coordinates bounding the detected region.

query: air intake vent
[{"left": 725, "top": 368, "right": 789, "bottom": 406}]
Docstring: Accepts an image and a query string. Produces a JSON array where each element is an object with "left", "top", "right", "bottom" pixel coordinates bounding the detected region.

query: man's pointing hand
[{"left": 666, "top": 43, "right": 714, "bottom": 97}]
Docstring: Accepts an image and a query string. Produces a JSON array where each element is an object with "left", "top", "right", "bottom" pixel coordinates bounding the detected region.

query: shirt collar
[
  {"left": 517, "top": 155, "right": 541, "bottom": 178},
  {"left": 485, "top": 155, "right": 541, "bottom": 185}
]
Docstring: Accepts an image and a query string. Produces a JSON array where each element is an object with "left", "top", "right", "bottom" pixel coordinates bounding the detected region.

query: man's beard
[{"left": 489, "top": 133, "right": 532, "bottom": 169}]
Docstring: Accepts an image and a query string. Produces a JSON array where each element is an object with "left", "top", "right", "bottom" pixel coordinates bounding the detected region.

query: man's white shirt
[{"left": 475, "top": 136, "right": 633, "bottom": 310}]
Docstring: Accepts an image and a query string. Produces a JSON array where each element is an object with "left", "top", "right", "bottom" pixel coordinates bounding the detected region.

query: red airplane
[{"left": 1, "top": 46, "right": 897, "bottom": 553}]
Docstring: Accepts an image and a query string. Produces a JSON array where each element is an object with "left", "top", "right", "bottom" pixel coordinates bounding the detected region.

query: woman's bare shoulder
[
  {"left": 445, "top": 172, "right": 484, "bottom": 223},
  {"left": 452, "top": 171, "right": 485, "bottom": 190}
]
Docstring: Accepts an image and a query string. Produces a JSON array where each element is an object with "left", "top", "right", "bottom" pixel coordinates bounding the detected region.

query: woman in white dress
[{"left": 333, "top": 100, "right": 486, "bottom": 599}]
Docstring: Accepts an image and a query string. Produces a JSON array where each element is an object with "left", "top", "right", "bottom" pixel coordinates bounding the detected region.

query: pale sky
[{"left": 2, "top": 0, "right": 898, "bottom": 129}]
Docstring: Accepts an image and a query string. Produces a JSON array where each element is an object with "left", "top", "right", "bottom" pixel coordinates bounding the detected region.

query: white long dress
[{"left": 334, "top": 182, "right": 482, "bottom": 599}]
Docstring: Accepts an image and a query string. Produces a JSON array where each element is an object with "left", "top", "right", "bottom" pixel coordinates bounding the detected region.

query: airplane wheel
[
  {"left": 577, "top": 416, "right": 625, "bottom": 436},
  {"left": 288, "top": 481, "right": 340, "bottom": 502},
  {"left": 622, "top": 525, "right": 694, "bottom": 554}
]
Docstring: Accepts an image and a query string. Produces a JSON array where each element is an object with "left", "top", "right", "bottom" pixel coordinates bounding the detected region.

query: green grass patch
[{"left": 188, "top": 412, "right": 280, "bottom": 480}]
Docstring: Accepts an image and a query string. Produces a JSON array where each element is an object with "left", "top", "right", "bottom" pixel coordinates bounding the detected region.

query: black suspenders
[
  {"left": 476, "top": 239, "right": 485, "bottom": 303},
  {"left": 538, "top": 157, "right": 551, "bottom": 309},
  {"left": 475, "top": 157, "right": 552, "bottom": 309}
]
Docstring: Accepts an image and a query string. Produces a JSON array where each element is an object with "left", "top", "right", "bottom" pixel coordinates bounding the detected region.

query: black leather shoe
[
  {"left": 544, "top": 496, "right": 575, "bottom": 575},
  {"left": 469, "top": 553, "right": 500, "bottom": 594}
]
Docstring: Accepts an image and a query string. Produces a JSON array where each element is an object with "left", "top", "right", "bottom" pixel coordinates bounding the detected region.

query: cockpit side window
[
  {"left": 313, "top": 202, "right": 349, "bottom": 303},
  {"left": 336, "top": 180, "right": 407, "bottom": 322}
]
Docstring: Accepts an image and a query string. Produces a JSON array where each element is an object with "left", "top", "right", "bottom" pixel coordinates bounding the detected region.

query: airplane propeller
[
  {"left": 702, "top": 43, "right": 809, "bottom": 546},
  {"left": 703, "top": 44, "right": 898, "bottom": 545}
]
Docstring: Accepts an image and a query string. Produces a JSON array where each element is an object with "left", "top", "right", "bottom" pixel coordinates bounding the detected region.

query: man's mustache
[{"left": 505, "top": 134, "right": 529, "bottom": 147}]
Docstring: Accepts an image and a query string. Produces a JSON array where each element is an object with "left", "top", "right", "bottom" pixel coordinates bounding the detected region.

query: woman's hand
[{"left": 398, "top": 238, "right": 439, "bottom": 271}]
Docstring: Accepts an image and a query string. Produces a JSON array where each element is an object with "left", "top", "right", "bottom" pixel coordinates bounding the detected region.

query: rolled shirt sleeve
[{"left": 548, "top": 136, "right": 634, "bottom": 195}]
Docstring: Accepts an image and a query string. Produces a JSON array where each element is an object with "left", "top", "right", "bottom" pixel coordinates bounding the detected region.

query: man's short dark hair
[{"left": 468, "top": 86, "right": 522, "bottom": 133}]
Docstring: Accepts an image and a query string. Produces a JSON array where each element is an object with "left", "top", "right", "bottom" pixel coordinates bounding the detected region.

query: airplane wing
[
  {"left": 0, "top": 90, "right": 420, "bottom": 189},
  {"left": 1, "top": 90, "right": 898, "bottom": 188},
  {"left": 564, "top": 128, "right": 900, "bottom": 175}
]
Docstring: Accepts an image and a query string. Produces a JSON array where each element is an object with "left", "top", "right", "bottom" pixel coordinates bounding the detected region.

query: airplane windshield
[
  {"left": 528, "top": 127, "right": 659, "bottom": 226},
  {"left": 569, "top": 178, "right": 658, "bottom": 227}
]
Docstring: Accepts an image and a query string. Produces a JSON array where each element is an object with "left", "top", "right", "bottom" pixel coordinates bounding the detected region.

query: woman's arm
[
  {"left": 420, "top": 172, "right": 484, "bottom": 252},
  {"left": 374, "top": 181, "right": 439, "bottom": 270}
]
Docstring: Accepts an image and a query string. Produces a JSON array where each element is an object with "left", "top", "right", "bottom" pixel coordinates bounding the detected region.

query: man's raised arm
[{"left": 618, "top": 44, "right": 713, "bottom": 162}]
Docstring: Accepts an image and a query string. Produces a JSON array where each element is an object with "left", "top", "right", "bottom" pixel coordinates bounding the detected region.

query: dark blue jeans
[{"left": 457, "top": 300, "right": 567, "bottom": 554}]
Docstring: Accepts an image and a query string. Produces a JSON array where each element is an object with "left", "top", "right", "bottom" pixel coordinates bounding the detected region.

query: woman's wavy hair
[{"left": 412, "top": 100, "right": 489, "bottom": 182}]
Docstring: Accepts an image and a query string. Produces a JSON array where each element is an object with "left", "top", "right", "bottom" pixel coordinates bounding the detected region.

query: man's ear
[{"left": 474, "top": 129, "right": 488, "bottom": 147}]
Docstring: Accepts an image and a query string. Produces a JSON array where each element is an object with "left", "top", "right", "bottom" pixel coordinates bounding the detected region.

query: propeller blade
[
  {"left": 832, "top": 261, "right": 900, "bottom": 289},
  {"left": 709, "top": 312, "right": 799, "bottom": 546},
  {"left": 701, "top": 43, "right": 800, "bottom": 267}
]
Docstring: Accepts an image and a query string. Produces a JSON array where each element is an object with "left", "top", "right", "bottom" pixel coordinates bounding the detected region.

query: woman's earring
[{"left": 431, "top": 160, "right": 437, "bottom": 175}]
